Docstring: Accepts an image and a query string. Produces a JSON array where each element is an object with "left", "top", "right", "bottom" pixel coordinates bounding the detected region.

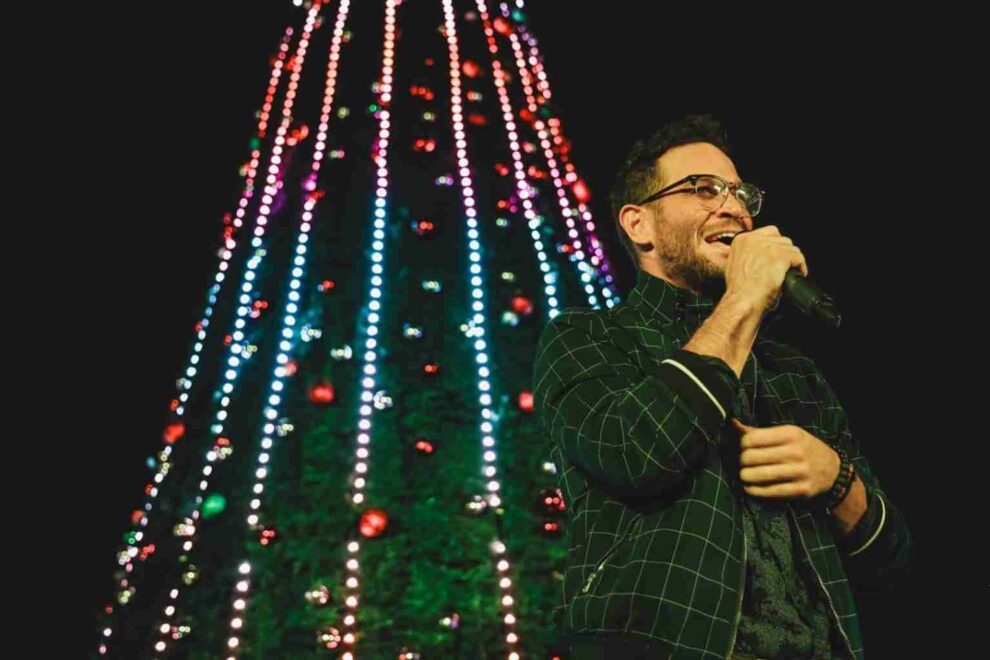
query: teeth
[{"left": 708, "top": 232, "right": 736, "bottom": 243}]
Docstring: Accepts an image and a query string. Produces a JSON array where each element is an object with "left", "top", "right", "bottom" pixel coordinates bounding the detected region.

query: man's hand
[
  {"left": 732, "top": 419, "right": 839, "bottom": 499},
  {"left": 682, "top": 226, "right": 808, "bottom": 379},
  {"left": 724, "top": 225, "right": 808, "bottom": 312}
]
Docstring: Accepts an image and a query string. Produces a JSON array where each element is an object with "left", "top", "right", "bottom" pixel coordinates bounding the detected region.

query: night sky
[{"left": 71, "top": 1, "right": 960, "bottom": 654}]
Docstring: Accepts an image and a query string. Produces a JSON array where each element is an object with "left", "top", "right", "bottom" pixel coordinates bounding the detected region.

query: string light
[
  {"left": 501, "top": 5, "right": 619, "bottom": 309},
  {"left": 443, "top": 1, "right": 521, "bottom": 655},
  {"left": 332, "top": 1, "right": 400, "bottom": 656},
  {"left": 149, "top": 3, "right": 324, "bottom": 654},
  {"left": 220, "top": 1, "right": 352, "bottom": 656},
  {"left": 98, "top": 22, "right": 298, "bottom": 658}
]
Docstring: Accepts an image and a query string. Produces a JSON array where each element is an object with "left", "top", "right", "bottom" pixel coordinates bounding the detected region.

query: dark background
[{"left": 58, "top": 1, "right": 970, "bottom": 654}]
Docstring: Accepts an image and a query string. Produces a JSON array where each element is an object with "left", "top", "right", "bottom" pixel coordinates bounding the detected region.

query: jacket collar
[{"left": 624, "top": 269, "right": 718, "bottom": 334}]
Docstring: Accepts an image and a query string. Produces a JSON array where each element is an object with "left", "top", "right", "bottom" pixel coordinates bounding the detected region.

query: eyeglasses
[{"left": 636, "top": 173, "right": 764, "bottom": 217}]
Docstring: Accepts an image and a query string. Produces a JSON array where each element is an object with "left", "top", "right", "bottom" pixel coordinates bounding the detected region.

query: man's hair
[{"left": 608, "top": 114, "right": 732, "bottom": 267}]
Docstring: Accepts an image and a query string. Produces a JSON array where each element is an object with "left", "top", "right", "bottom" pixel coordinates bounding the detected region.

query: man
[{"left": 532, "top": 115, "right": 912, "bottom": 659}]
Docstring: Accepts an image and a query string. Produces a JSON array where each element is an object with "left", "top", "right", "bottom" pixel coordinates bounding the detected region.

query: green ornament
[{"left": 202, "top": 493, "right": 227, "bottom": 519}]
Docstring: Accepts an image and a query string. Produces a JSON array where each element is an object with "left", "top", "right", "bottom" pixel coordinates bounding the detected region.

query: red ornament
[
  {"left": 493, "top": 17, "right": 511, "bottom": 35},
  {"left": 284, "top": 360, "right": 299, "bottom": 377},
  {"left": 496, "top": 199, "right": 509, "bottom": 210},
  {"left": 518, "top": 390, "right": 534, "bottom": 413},
  {"left": 541, "top": 520, "right": 562, "bottom": 536},
  {"left": 320, "top": 279, "right": 336, "bottom": 292},
  {"left": 519, "top": 108, "right": 535, "bottom": 123},
  {"left": 251, "top": 299, "right": 269, "bottom": 318},
  {"left": 415, "top": 219, "right": 435, "bottom": 236},
  {"left": 163, "top": 423, "right": 185, "bottom": 445},
  {"left": 415, "top": 438, "right": 434, "bottom": 454},
  {"left": 169, "top": 399, "right": 179, "bottom": 411},
  {"left": 423, "top": 363, "right": 439, "bottom": 375},
  {"left": 359, "top": 508, "right": 389, "bottom": 538},
  {"left": 462, "top": 60, "right": 481, "bottom": 78},
  {"left": 494, "top": 163, "right": 510, "bottom": 176},
  {"left": 320, "top": 626, "right": 342, "bottom": 649},
  {"left": 259, "top": 528, "right": 277, "bottom": 546},
  {"left": 511, "top": 295, "right": 533, "bottom": 316},
  {"left": 572, "top": 179, "right": 591, "bottom": 204},
  {"left": 310, "top": 383, "right": 335, "bottom": 404},
  {"left": 216, "top": 436, "right": 231, "bottom": 447},
  {"left": 130, "top": 510, "right": 144, "bottom": 525},
  {"left": 139, "top": 544, "right": 156, "bottom": 561},
  {"left": 413, "top": 138, "right": 436, "bottom": 153},
  {"left": 287, "top": 124, "right": 309, "bottom": 146},
  {"left": 224, "top": 334, "right": 234, "bottom": 346},
  {"left": 527, "top": 164, "right": 547, "bottom": 180},
  {"left": 468, "top": 114, "right": 488, "bottom": 127},
  {"left": 539, "top": 487, "right": 566, "bottom": 515},
  {"left": 425, "top": 57, "right": 434, "bottom": 66}
]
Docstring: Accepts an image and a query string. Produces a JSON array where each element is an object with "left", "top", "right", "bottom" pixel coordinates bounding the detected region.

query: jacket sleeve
[
  {"left": 532, "top": 308, "right": 740, "bottom": 499},
  {"left": 814, "top": 366, "right": 916, "bottom": 593}
]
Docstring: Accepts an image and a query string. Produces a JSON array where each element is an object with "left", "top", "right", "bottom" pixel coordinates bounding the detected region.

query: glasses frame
[{"left": 635, "top": 173, "right": 764, "bottom": 216}]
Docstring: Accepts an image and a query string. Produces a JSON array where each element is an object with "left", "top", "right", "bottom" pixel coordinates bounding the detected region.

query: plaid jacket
[{"left": 533, "top": 269, "right": 913, "bottom": 659}]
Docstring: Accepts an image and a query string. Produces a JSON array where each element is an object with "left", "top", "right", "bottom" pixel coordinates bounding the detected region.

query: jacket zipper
[
  {"left": 789, "top": 506, "right": 857, "bottom": 659},
  {"left": 727, "top": 529, "right": 746, "bottom": 658},
  {"left": 580, "top": 513, "right": 642, "bottom": 594},
  {"left": 729, "top": 357, "right": 755, "bottom": 658}
]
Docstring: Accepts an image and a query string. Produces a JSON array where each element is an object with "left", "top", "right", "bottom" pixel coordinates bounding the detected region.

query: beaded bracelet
[{"left": 822, "top": 448, "right": 856, "bottom": 514}]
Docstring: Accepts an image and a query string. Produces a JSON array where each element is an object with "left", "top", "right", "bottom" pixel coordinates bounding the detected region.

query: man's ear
[{"left": 619, "top": 203, "right": 653, "bottom": 252}]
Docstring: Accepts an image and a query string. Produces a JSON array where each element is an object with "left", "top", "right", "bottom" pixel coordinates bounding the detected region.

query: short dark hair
[{"left": 608, "top": 114, "right": 732, "bottom": 267}]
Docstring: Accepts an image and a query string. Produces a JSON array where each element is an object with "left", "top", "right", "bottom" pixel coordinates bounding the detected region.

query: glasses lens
[
  {"left": 694, "top": 176, "right": 726, "bottom": 209},
  {"left": 736, "top": 183, "right": 762, "bottom": 216}
]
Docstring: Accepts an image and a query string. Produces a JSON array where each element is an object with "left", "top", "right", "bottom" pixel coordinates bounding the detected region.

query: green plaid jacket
[{"left": 533, "top": 269, "right": 913, "bottom": 659}]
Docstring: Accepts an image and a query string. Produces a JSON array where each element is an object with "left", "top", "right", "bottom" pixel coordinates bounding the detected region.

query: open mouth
[{"left": 704, "top": 231, "right": 738, "bottom": 247}]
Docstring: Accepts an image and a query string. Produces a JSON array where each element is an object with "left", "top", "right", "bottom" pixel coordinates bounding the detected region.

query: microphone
[
  {"left": 727, "top": 233, "right": 841, "bottom": 328},
  {"left": 783, "top": 269, "right": 841, "bottom": 328}
]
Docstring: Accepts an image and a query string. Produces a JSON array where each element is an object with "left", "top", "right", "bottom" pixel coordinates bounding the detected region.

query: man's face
[{"left": 632, "top": 142, "right": 753, "bottom": 294}]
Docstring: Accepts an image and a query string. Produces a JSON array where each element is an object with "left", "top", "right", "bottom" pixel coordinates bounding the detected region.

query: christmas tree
[{"left": 96, "top": 1, "right": 621, "bottom": 656}]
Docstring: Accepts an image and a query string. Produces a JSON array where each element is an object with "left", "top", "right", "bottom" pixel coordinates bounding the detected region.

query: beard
[{"left": 648, "top": 215, "right": 726, "bottom": 299}]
